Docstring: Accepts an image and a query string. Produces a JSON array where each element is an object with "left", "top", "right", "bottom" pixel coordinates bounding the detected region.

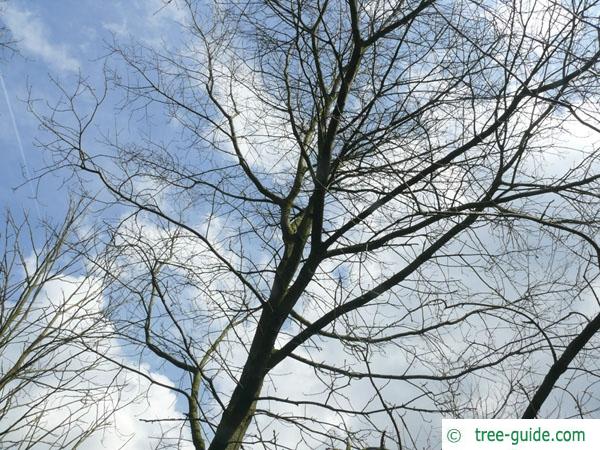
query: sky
[
  {"left": 0, "top": 0, "right": 186, "bottom": 221},
  {"left": 0, "top": 2, "right": 454, "bottom": 446},
  {"left": 2, "top": 2, "right": 600, "bottom": 449},
  {"left": 0, "top": 1, "right": 194, "bottom": 448}
]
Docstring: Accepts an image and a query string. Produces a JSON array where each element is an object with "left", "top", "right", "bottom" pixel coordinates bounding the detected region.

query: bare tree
[
  {"left": 0, "top": 207, "right": 123, "bottom": 449},
  {"left": 33, "top": 0, "right": 600, "bottom": 448}
]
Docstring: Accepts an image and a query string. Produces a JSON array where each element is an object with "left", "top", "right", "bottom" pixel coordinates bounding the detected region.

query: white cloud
[
  {"left": 102, "top": 0, "right": 187, "bottom": 46},
  {"left": 81, "top": 368, "right": 194, "bottom": 450},
  {"left": 2, "top": 5, "right": 79, "bottom": 73},
  {"left": 102, "top": 20, "right": 129, "bottom": 38},
  {"left": 0, "top": 272, "right": 193, "bottom": 449}
]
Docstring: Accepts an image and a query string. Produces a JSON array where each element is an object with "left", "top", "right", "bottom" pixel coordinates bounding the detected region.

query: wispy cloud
[
  {"left": 102, "top": 0, "right": 187, "bottom": 46},
  {"left": 2, "top": 5, "right": 79, "bottom": 73}
]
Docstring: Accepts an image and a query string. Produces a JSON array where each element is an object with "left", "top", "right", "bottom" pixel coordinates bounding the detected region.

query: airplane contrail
[{"left": 0, "top": 70, "right": 42, "bottom": 219}]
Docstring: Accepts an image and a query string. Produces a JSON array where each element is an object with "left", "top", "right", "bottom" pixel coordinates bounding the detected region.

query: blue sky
[
  {"left": 0, "top": 3, "right": 197, "bottom": 447},
  {"left": 3, "top": 2, "right": 600, "bottom": 449},
  {"left": 0, "top": 0, "right": 186, "bottom": 222}
]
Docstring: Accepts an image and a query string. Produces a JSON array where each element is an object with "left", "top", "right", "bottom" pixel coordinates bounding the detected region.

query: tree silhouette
[{"left": 33, "top": 0, "right": 600, "bottom": 448}]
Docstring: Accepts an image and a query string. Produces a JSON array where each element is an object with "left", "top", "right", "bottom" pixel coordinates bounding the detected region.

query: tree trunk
[
  {"left": 224, "top": 397, "right": 260, "bottom": 450},
  {"left": 523, "top": 311, "right": 600, "bottom": 418},
  {"left": 208, "top": 310, "right": 282, "bottom": 450}
]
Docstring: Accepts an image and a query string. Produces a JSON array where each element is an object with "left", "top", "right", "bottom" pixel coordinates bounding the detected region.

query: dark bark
[{"left": 523, "top": 312, "right": 600, "bottom": 419}]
